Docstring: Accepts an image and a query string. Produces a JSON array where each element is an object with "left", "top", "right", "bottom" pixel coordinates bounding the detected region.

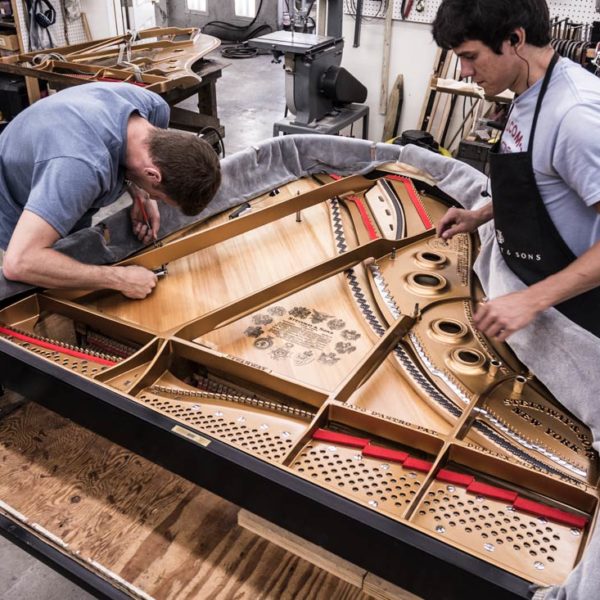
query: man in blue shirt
[{"left": 0, "top": 82, "right": 221, "bottom": 299}]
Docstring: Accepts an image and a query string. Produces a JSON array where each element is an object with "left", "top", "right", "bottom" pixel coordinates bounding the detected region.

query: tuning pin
[
  {"left": 487, "top": 359, "right": 502, "bottom": 378},
  {"left": 511, "top": 375, "right": 527, "bottom": 398}
]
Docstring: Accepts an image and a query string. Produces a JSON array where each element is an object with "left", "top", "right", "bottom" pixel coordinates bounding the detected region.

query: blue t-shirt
[
  {"left": 500, "top": 57, "right": 600, "bottom": 257},
  {"left": 0, "top": 82, "right": 170, "bottom": 249}
]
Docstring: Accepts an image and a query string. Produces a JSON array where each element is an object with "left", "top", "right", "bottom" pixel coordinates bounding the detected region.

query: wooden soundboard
[{"left": 0, "top": 169, "right": 597, "bottom": 598}]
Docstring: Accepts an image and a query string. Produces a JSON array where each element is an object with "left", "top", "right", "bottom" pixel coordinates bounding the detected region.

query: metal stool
[{"left": 273, "top": 103, "right": 369, "bottom": 139}]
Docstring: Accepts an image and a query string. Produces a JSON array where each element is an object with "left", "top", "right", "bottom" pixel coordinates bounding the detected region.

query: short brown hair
[{"left": 148, "top": 129, "right": 221, "bottom": 216}]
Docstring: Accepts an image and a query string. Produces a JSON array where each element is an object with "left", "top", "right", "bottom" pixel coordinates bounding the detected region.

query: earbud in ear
[{"left": 509, "top": 33, "right": 519, "bottom": 46}]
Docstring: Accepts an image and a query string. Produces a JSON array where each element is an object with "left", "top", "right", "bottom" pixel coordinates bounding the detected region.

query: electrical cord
[
  {"left": 203, "top": 0, "right": 265, "bottom": 34},
  {"left": 303, "top": 0, "right": 317, "bottom": 31},
  {"left": 199, "top": 126, "right": 225, "bottom": 158},
  {"left": 221, "top": 44, "right": 259, "bottom": 59},
  {"left": 219, "top": 24, "right": 273, "bottom": 58}
]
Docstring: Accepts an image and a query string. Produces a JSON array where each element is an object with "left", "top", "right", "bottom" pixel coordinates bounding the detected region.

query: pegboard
[
  {"left": 15, "top": 0, "right": 90, "bottom": 53},
  {"left": 344, "top": 0, "right": 600, "bottom": 26},
  {"left": 548, "top": 0, "right": 599, "bottom": 23}
]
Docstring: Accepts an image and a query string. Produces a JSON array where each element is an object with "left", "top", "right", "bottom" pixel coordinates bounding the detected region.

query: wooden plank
[
  {"left": 81, "top": 12, "right": 92, "bottom": 43},
  {"left": 239, "top": 510, "right": 424, "bottom": 600},
  {"left": 0, "top": 401, "right": 371, "bottom": 599},
  {"left": 379, "top": 1, "right": 394, "bottom": 115},
  {"left": 364, "top": 573, "right": 423, "bottom": 600},
  {"left": 238, "top": 509, "right": 367, "bottom": 588},
  {"left": 382, "top": 74, "right": 403, "bottom": 141}
]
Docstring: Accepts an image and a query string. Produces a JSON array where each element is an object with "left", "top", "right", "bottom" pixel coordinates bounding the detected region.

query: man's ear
[
  {"left": 144, "top": 166, "right": 162, "bottom": 186},
  {"left": 509, "top": 27, "right": 526, "bottom": 49}
]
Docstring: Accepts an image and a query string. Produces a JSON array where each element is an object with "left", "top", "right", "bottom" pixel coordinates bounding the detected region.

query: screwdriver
[{"left": 135, "top": 196, "right": 160, "bottom": 248}]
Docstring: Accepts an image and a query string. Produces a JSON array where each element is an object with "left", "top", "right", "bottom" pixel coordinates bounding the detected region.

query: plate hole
[
  {"left": 414, "top": 274, "right": 441, "bottom": 287},
  {"left": 458, "top": 350, "right": 480, "bottom": 364}
]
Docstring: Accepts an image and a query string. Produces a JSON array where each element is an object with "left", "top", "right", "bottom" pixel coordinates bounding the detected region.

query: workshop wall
[
  {"left": 80, "top": 1, "right": 119, "bottom": 39},
  {"left": 341, "top": 15, "right": 438, "bottom": 141},
  {"left": 341, "top": 0, "right": 600, "bottom": 142}
]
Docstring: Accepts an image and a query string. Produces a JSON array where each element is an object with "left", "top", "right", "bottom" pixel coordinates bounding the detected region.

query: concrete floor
[{"left": 0, "top": 48, "right": 286, "bottom": 600}]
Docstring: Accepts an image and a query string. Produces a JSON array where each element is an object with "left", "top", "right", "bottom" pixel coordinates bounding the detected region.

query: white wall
[
  {"left": 341, "top": 15, "right": 439, "bottom": 142},
  {"left": 80, "top": 0, "right": 121, "bottom": 39}
]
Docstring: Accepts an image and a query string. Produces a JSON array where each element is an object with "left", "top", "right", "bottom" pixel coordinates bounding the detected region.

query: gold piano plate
[{"left": 0, "top": 170, "right": 597, "bottom": 590}]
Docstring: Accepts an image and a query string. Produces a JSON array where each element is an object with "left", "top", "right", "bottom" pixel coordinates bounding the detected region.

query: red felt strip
[
  {"left": 513, "top": 497, "right": 589, "bottom": 529},
  {"left": 386, "top": 175, "right": 433, "bottom": 229},
  {"left": 0, "top": 326, "right": 117, "bottom": 366},
  {"left": 436, "top": 469, "right": 474, "bottom": 487},
  {"left": 362, "top": 444, "right": 409, "bottom": 464},
  {"left": 403, "top": 457, "right": 433, "bottom": 472},
  {"left": 312, "top": 429, "right": 370, "bottom": 448},
  {"left": 467, "top": 481, "right": 518, "bottom": 503},
  {"left": 345, "top": 195, "right": 380, "bottom": 240},
  {"left": 329, "top": 174, "right": 343, "bottom": 181}
]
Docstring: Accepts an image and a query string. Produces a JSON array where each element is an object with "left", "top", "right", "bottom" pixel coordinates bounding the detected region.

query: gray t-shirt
[
  {"left": 499, "top": 57, "right": 600, "bottom": 257},
  {"left": 0, "top": 82, "right": 169, "bottom": 249}
]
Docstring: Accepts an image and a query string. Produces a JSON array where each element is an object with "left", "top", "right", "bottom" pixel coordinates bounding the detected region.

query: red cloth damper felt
[
  {"left": 344, "top": 195, "right": 379, "bottom": 240},
  {"left": 312, "top": 429, "right": 370, "bottom": 448},
  {"left": 513, "top": 497, "right": 589, "bottom": 529},
  {"left": 467, "top": 481, "right": 518, "bottom": 503},
  {"left": 386, "top": 175, "right": 433, "bottom": 229},
  {"left": 403, "top": 457, "right": 433, "bottom": 472},
  {"left": 0, "top": 326, "right": 117, "bottom": 367},
  {"left": 362, "top": 444, "right": 409, "bottom": 464},
  {"left": 436, "top": 469, "right": 474, "bottom": 487}
]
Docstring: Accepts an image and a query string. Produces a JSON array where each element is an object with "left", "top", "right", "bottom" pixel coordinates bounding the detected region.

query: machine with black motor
[{"left": 249, "top": 0, "right": 367, "bottom": 128}]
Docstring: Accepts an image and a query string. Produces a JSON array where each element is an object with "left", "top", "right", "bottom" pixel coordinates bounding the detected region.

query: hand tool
[{"left": 135, "top": 196, "right": 160, "bottom": 248}]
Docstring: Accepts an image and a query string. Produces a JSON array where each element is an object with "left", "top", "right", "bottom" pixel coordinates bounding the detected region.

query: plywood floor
[{"left": 0, "top": 390, "right": 372, "bottom": 600}]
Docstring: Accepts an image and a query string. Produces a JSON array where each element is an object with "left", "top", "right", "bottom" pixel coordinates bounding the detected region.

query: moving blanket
[{"left": 0, "top": 135, "right": 597, "bottom": 599}]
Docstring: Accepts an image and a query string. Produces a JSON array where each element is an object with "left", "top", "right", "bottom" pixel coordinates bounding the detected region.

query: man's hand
[
  {"left": 128, "top": 184, "right": 160, "bottom": 244},
  {"left": 474, "top": 290, "right": 541, "bottom": 341},
  {"left": 114, "top": 265, "right": 158, "bottom": 299},
  {"left": 3, "top": 211, "right": 158, "bottom": 299},
  {"left": 437, "top": 203, "right": 494, "bottom": 241}
]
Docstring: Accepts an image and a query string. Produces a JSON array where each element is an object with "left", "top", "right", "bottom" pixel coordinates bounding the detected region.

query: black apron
[{"left": 489, "top": 53, "right": 600, "bottom": 337}]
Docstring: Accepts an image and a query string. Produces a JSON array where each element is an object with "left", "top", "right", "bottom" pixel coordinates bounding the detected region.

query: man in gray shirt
[
  {"left": 432, "top": 0, "right": 600, "bottom": 340},
  {"left": 0, "top": 82, "right": 221, "bottom": 298}
]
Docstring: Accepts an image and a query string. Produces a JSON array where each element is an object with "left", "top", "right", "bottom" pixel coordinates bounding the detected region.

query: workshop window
[
  {"left": 186, "top": 0, "right": 207, "bottom": 12},
  {"left": 235, "top": 0, "right": 256, "bottom": 18}
]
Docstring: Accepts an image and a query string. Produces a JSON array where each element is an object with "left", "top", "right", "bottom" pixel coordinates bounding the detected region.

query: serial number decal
[{"left": 172, "top": 425, "right": 211, "bottom": 447}]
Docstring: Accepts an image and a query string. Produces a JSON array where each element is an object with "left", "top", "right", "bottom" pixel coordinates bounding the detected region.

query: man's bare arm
[
  {"left": 475, "top": 206, "right": 600, "bottom": 340},
  {"left": 2, "top": 211, "right": 157, "bottom": 299}
]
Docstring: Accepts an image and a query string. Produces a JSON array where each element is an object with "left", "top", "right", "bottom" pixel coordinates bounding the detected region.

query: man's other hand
[
  {"left": 474, "top": 291, "right": 540, "bottom": 341},
  {"left": 129, "top": 185, "right": 160, "bottom": 244},
  {"left": 437, "top": 204, "right": 493, "bottom": 241}
]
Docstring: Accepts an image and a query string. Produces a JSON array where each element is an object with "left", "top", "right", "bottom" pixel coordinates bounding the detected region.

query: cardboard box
[{"left": 0, "top": 33, "right": 18, "bottom": 51}]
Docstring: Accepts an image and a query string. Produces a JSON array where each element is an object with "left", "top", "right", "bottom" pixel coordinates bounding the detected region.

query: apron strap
[{"left": 528, "top": 52, "right": 560, "bottom": 155}]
